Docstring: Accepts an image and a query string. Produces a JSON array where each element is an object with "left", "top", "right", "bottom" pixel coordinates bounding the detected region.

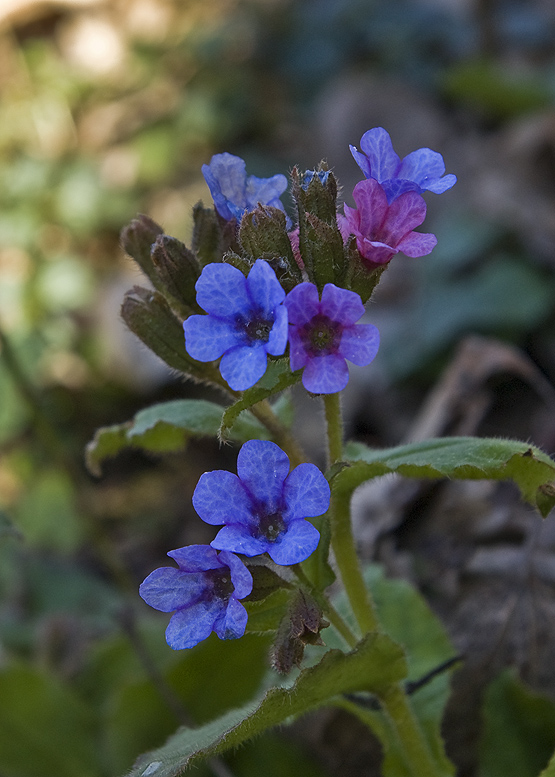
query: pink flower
[{"left": 338, "top": 178, "right": 437, "bottom": 270}]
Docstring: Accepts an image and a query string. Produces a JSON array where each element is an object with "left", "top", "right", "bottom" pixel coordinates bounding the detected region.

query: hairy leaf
[
  {"left": 85, "top": 399, "right": 269, "bottom": 476},
  {"left": 129, "top": 633, "right": 406, "bottom": 777},
  {"left": 339, "top": 437, "right": 555, "bottom": 517}
]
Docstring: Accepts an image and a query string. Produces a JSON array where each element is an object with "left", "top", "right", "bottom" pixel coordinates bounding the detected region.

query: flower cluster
[
  {"left": 140, "top": 441, "right": 330, "bottom": 649},
  {"left": 183, "top": 129, "right": 454, "bottom": 392},
  {"left": 139, "top": 128, "right": 455, "bottom": 651}
]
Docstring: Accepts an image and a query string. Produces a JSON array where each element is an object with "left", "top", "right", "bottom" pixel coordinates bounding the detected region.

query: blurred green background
[{"left": 2, "top": 1, "right": 555, "bottom": 776}]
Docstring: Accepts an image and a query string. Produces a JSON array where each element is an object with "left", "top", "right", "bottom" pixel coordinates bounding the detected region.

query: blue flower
[
  {"left": 183, "top": 259, "right": 288, "bottom": 391},
  {"left": 202, "top": 152, "right": 288, "bottom": 222},
  {"left": 139, "top": 545, "right": 252, "bottom": 650},
  {"left": 284, "top": 282, "right": 380, "bottom": 394},
  {"left": 350, "top": 127, "right": 456, "bottom": 203},
  {"left": 193, "top": 440, "right": 330, "bottom": 566}
]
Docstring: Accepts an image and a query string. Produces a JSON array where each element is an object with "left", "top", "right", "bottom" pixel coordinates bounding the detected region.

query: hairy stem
[
  {"left": 250, "top": 399, "right": 306, "bottom": 467},
  {"left": 379, "top": 683, "right": 444, "bottom": 777},
  {"left": 323, "top": 392, "right": 379, "bottom": 635}
]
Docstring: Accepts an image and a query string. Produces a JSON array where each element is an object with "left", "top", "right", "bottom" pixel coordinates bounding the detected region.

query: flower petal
[
  {"left": 380, "top": 191, "right": 427, "bottom": 247},
  {"left": 425, "top": 173, "right": 457, "bottom": 194},
  {"left": 268, "top": 519, "right": 320, "bottom": 565},
  {"left": 284, "top": 283, "right": 320, "bottom": 327},
  {"left": 168, "top": 544, "right": 222, "bottom": 571},
  {"left": 237, "top": 439, "right": 290, "bottom": 508},
  {"left": 193, "top": 471, "right": 253, "bottom": 526},
  {"left": 398, "top": 148, "right": 445, "bottom": 185},
  {"left": 320, "top": 284, "right": 364, "bottom": 326},
  {"left": 195, "top": 262, "right": 251, "bottom": 318},
  {"left": 220, "top": 343, "right": 268, "bottom": 390},
  {"left": 183, "top": 315, "right": 239, "bottom": 361},
  {"left": 381, "top": 178, "right": 422, "bottom": 203},
  {"left": 357, "top": 127, "right": 400, "bottom": 181},
  {"left": 339, "top": 324, "right": 380, "bottom": 366},
  {"left": 202, "top": 153, "right": 247, "bottom": 220},
  {"left": 245, "top": 259, "right": 285, "bottom": 317},
  {"left": 266, "top": 304, "right": 288, "bottom": 356},
  {"left": 288, "top": 326, "right": 310, "bottom": 372},
  {"left": 165, "top": 599, "right": 222, "bottom": 650},
  {"left": 351, "top": 179, "right": 389, "bottom": 239},
  {"left": 283, "top": 463, "right": 330, "bottom": 521},
  {"left": 139, "top": 567, "right": 207, "bottom": 612},
  {"left": 245, "top": 174, "right": 288, "bottom": 210},
  {"left": 396, "top": 231, "right": 437, "bottom": 257},
  {"left": 301, "top": 353, "right": 349, "bottom": 394},
  {"left": 212, "top": 596, "right": 248, "bottom": 640},
  {"left": 210, "top": 524, "right": 269, "bottom": 556},
  {"left": 219, "top": 551, "right": 253, "bottom": 599}
]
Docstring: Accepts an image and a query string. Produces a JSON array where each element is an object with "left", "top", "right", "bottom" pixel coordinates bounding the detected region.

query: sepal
[
  {"left": 121, "top": 286, "right": 221, "bottom": 384},
  {"left": 270, "top": 589, "right": 329, "bottom": 674},
  {"left": 150, "top": 234, "right": 202, "bottom": 316},
  {"left": 291, "top": 166, "right": 346, "bottom": 291},
  {"left": 239, "top": 206, "right": 302, "bottom": 291},
  {"left": 191, "top": 202, "right": 225, "bottom": 266},
  {"left": 120, "top": 214, "right": 164, "bottom": 288}
]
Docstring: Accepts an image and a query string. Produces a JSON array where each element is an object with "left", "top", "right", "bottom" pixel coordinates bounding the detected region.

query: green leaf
[
  {"left": 85, "top": 399, "right": 270, "bottom": 475},
  {"left": 0, "top": 664, "right": 101, "bottom": 777},
  {"left": 340, "top": 437, "right": 555, "bottom": 517},
  {"left": 480, "top": 670, "right": 555, "bottom": 777},
  {"left": 219, "top": 359, "right": 301, "bottom": 441},
  {"left": 244, "top": 588, "right": 292, "bottom": 633},
  {"left": 129, "top": 633, "right": 407, "bottom": 777}
]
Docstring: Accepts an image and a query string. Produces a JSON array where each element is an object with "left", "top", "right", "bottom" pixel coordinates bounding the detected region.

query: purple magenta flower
[
  {"left": 183, "top": 259, "right": 288, "bottom": 391},
  {"left": 202, "top": 152, "right": 288, "bottom": 222},
  {"left": 338, "top": 178, "right": 437, "bottom": 270},
  {"left": 193, "top": 440, "right": 330, "bottom": 566},
  {"left": 139, "top": 545, "right": 252, "bottom": 650},
  {"left": 284, "top": 282, "right": 380, "bottom": 394},
  {"left": 350, "top": 127, "right": 456, "bottom": 203}
]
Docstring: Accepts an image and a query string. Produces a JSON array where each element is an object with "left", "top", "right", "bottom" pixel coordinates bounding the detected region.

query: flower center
[
  {"left": 257, "top": 511, "right": 285, "bottom": 543},
  {"left": 245, "top": 318, "right": 274, "bottom": 343},
  {"left": 302, "top": 314, "right": 341, "bottom": 356},
  {"left": 210, "top": 569, "right": 234, "bottom": 600}
]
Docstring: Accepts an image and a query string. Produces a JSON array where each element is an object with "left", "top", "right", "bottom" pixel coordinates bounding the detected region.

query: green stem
[
  {"left": 323, "top": 392, "right": 379, "bottom": 635},
  {"left": 323, "top": 392, "right": 343, "bottom": 467},
  {"left": 292, "top": 564, "right": 357, "bottom": 648},
  {"left": 250, "top": 399, "right": 306, "bottom": 467},
  {"left": 379, "top": 683, "right": 443, "bottom": 777}
]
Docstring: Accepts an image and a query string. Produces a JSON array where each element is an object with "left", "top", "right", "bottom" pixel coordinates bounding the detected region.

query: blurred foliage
[{"left": 1, "top": 0, "right": 555, "bottom": 775}]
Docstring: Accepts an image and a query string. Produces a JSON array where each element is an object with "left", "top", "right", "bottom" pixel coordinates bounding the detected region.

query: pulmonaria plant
[
  {"left": 339, "top": 178, "right": 438, "bottom": 269},
  {"left": 285, "top": 282, "right": 380, "bottom": 393},
  {"left": 105, "top": 127, "right": 555, "bottom": 777},
  {"left": 350, "top": 126, "right": 457, "bottom": 203},
  {"left": 183, "top": 259, "right": 287, "bottom": 391},
  {"left": 193, "top": 440, "right": 330, "bottom": 565},
  {"left": 202, "top": 152, "right": 288, "bottom": 222},
  {"left": 139, "top": 545, "right": 252, "bottom": 649}
]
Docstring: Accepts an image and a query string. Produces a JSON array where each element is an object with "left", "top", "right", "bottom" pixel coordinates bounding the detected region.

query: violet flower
[
  {"left": 284, "top": 282, "right": 380, "bottom": 394},
  {"left": 139, "top": 545, "right": 252, "bottom": 650},
  {"left": 338, "top": 178, "right": 437, "bottom": 269},
  {"left": 193, "top": 440, "right": 330, "bottom": 566},
  {"left": 350, "top": 127, "right": 456, "bottom": 203},
  {"left": 202, "top": 152, "right": 288, "bottom": 222},
  {"left": 183, "top": 259, "right": 288, "bottom": 391}
]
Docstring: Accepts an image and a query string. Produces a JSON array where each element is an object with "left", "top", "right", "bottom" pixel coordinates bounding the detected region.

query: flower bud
[{"left": 150, "top": 234, "right": 202, "bottom": 316}]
